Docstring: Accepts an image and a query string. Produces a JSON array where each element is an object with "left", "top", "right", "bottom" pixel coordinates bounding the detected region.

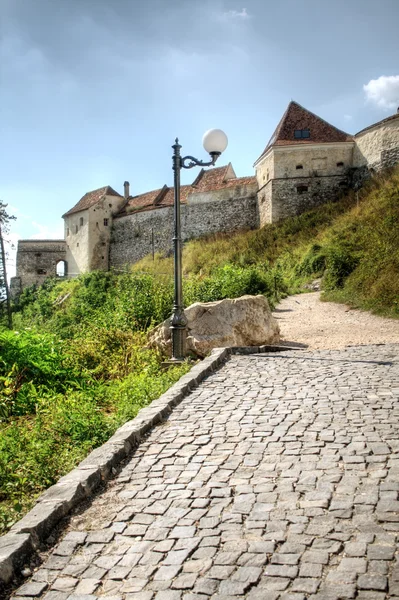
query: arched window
[{"left": 56, "top": 260, "right": 68, "bottom": 277}]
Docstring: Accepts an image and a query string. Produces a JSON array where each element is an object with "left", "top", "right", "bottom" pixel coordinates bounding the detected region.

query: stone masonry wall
[
  {"left": 110, "top": 194, "right": 258, "bottom": 270},
  {"left": 257, "top": 182, "right": 272, "bottom": 227},
  {"left": 270, "top": 175, "right": 349, "bottom": 222},
  {"left": 354, "top": 118, "right": 399, "bottom": 170},
  {"left": 14, "top": 240, "right": 67, "bottom": 289}
]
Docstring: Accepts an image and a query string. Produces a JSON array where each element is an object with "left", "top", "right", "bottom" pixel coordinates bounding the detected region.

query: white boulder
[{"left": 149, "top": 295, "right": 280, "bottom": 358}]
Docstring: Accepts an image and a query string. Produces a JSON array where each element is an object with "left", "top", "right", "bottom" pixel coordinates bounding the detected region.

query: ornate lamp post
[{"left": 170, "top": 129, "right": 228, "bottom": 361}]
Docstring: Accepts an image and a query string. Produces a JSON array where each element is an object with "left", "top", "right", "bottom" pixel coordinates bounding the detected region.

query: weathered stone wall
[
  {"left": 64, "top": 193, "right": 126, "bottom": 276},
  {"left": 14, "top": 240, "right": 67, "bottom": 289},
  {"left": 257, "top": 182, "right": 272, "bottom": 227},
  {"left": 273, "top": 143, "right": 354, "bottom": 179},
  {"left": 110, "top": 193, "right": 258, "bottom": 270},
  {"left": 269, "top": 175, "right": 348, "bottom": 222},
  {"left": 354, "top": 118, "right": 399, "bottom": 170},
  {"left": 255, "top": 151, "right": 274, "bottom": 188}
]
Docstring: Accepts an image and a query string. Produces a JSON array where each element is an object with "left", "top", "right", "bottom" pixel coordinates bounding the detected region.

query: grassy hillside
[{"left": 135, "top": 167, "right": 399, "bottom": 317}]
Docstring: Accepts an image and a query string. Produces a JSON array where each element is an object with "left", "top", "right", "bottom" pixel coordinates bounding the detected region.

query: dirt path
[{"left": 273, "top": 291, "right": 399, "bottom": 350}]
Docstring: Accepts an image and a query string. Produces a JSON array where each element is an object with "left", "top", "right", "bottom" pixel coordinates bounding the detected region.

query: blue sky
[{"left": 1, "top": 0, "right": 399, "bottom": 275}]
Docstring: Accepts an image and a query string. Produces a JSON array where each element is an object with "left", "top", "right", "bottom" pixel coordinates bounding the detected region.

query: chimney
[{"left": 124, "top": 181, "right": 130, "bottom": 199}]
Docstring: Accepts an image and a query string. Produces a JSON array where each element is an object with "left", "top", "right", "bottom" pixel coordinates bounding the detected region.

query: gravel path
[{"left": 273, "top": 292, "right": 399, "bottom": 350}]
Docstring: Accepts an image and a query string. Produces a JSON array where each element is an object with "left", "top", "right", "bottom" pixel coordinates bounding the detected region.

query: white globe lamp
[{"left": 202, "top": 129, "right": 228, "bottom": 156}]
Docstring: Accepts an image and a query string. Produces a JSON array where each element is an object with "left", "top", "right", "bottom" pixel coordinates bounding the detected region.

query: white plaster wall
[
  {"left": 273, "top": 143, "right": 354, "bottom": 179},
  {"left": 64, "top": 194, "right": 125, "bottom": 275},
  {"left": 255, "top": 152, "right": 274, "bottom": 189},
  {"left": 354, "top": 119, "right": 399, "bottom": 168},
  {"left": 64, "top": 210, "right": 90, "bottom": 275},
  {"left": 257, "top": 183, "right": 272, "bottom": 227},
  {"left": 187, "top": 182, "right": 257, "bottom": 205}
]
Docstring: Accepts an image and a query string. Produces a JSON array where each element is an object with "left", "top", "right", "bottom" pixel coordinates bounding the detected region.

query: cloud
[
  {"left": 363, "top": 75, "right": 399, "bottom": 111},
  {"left": 344, "top": 114, "right": 353, "bottom": 121},
  {"left": 224, "top": 8, "right": 250, "bottom": 19}
]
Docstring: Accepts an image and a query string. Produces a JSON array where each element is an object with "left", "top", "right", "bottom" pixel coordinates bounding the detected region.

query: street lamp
[{"left": 170, "top": 129, "right": 228, "bottom": 362}]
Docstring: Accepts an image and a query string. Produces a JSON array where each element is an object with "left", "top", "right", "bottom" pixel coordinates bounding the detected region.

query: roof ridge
[
  {"left": 254, "top": 100, "right": 353, "bottom": 165},
  {"left": 191, "top": 169, "right": 205, "bottom": 187},
  {"left": 290, "top": 100, "right": 352, "bottom": 139},
  {"left": 153, "top": 184, "right": 169, "bottom": 205}
]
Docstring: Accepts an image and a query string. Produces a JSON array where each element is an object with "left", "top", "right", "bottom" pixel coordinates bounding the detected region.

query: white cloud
[
  {"left": 224, "top": 8, "right": 250, "bottom": 19},
  {"left": 363, "top": 75, "right": 399, "bottom": 111},
  {"left": 344, "top": 114, "right": 353, "bottom": 121}
]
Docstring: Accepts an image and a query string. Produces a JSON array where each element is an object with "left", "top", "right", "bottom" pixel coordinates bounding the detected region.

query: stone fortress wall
[
  {"left": 12, "top": 107, "right": 399, "bottom": 291},
  {"left": 110, "top": 185, "right": 258, "bottom": 270},
  {"left": 11, "top": 240, "right": 67, "bottom": 294}
]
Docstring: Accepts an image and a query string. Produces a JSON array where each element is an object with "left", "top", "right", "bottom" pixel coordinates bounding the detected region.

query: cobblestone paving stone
[{"left": 11, "top": 344, "right": 399, "bottom": 600}]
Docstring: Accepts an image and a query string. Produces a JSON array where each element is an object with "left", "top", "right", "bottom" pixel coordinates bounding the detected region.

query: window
[
  {"left": 76, "top": 243, "right": 79, "bottom": 247},
  {"left": 56, "top": 260, "right": 67, "bottom": 277},
  {"left": 75, "top": 225, "right": 78, "bottom": 234},
  {"left": 294, "top": 129, "right": 310, "bottom": 139},
  {"left": 296, "top": 185, "right": 308, "bottom": 195},
  {"left": 35, "top": 252, "right": 42, "bottom": 257},
  {"left": 67, "top": 228, "right": 70, "bottom": 236},
  {"left": 80, "top": 217, "right": 84, "bottom": 226},
  {"left": 337, "top": 161, "right": 344, "bottom": 167},
  {"left": 296, "top": 165, "right": 303, "bottom": 170},
  {"left": 104, "top": 218, "right": 109, "bottom": 226}
]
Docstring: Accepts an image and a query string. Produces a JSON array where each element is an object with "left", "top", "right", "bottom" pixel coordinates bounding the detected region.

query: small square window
[
  {"left": 294, "top": 129, "right": 310, "bottom": 139},
  {"left": 296, "top": 185, "right": 308, "bottom": 195},
  {"left": 296, "top": 164, "right": 303, "bottom": 170},
  {"left": 337, "top": 161, "right": 344, "bottom": 167}
]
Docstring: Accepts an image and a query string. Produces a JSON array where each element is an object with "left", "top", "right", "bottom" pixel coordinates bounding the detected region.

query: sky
[{"left": 1, "top": 0, "right": 399, "bottom": 277}]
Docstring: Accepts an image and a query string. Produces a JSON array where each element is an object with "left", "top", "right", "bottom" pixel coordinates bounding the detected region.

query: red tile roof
[
  {"left": 118, "top": 166, "right": 256, "bottom": 216},
  {"left": 255, "top": 101, "right": 353, "bottom": 165},
  {"left": 63, "top": 185, "right": 122, "bottom": 217}
]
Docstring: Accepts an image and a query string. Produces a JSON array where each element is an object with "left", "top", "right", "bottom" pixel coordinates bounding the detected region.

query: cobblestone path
[{"left": 13, "top": 344, "right": 399, "bottom": 600}]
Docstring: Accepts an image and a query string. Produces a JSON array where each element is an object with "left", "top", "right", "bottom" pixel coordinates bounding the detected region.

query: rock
[
  {"left": 303, "top": 278, "right": 321, "bottom": 292},
  {"left": 149, "top": 295, "right": 280, "bottom": 358}
]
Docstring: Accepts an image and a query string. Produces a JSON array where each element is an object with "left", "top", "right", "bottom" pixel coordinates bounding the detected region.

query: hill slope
[{"left": 135, "top": 167, "right": 399, "bottom": 317}]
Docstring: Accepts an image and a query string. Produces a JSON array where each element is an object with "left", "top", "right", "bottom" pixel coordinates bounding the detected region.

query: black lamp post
[{"left": 170, "top": 129, "right": 228, "bottom": 361}]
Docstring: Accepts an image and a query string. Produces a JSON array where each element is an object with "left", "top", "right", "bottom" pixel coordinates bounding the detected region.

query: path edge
[{"left": 0, "top": 344, "right": 291, "bottom": 586}]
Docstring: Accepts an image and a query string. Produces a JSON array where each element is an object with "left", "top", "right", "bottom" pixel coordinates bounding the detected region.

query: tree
[{"left": 0, "top": 202, "right": 16, "bottom": 329}]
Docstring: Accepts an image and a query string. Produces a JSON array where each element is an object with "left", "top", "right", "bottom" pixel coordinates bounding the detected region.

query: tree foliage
[{"left": 0, "top": 202, "right": 16, "bottom": 329}]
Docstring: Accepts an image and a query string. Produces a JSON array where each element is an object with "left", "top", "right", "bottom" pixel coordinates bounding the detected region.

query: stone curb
[{"left": 0, "top": 344, "right": 293, "bottom": 586}]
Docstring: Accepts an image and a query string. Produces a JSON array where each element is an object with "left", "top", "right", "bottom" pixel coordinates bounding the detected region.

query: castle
[{"left": 12, "top": 101, "right": 399, "bottom": 293}]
